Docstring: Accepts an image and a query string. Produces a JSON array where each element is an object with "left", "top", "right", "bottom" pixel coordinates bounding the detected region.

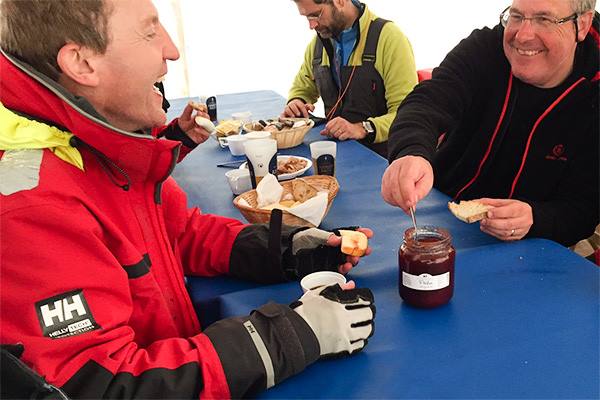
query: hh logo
[
  {"left": 545, "top": 144, "right": 568, "bottom": 161},
  {"left": 35, "top": 289, "right": 100, "bottom": 339}
]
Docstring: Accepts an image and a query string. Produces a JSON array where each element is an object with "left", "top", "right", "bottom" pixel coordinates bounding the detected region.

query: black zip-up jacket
[{"left": 388, "top": 15, "right": 599, "bottom": 247}]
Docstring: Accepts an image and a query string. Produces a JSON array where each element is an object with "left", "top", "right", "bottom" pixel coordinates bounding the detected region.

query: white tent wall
[{"left": 154, "top": 0, "right": 596, "bottom": 104}]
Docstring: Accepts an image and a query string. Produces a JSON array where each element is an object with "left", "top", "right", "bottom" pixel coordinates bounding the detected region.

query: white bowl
[
  {"left": 226, "top": 135, "right": 248, "bottom": 156},
  {"left": 300, "top": 271, "right": 347, "bottom": 293},
  {"left": 225, "top": 169, "right": 252, "bottom": 195}
]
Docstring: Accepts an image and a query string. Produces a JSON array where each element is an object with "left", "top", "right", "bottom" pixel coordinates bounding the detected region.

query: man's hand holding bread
[
  {"left": 382, "top": 156, "right": 533, "bottom": 242},
  {"left": 174, "top": 101, "right": 214, "bottom": 145},
  {"left": 291, "top": 227, "right": 373, "bottom": 277}
]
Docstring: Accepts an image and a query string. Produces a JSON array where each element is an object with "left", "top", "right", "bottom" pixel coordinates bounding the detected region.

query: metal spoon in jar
[{"left": 409, "top": 206, "right": 419, "bottom": 240}]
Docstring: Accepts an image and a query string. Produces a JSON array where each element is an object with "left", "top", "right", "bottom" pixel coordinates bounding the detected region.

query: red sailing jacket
[{"left": 0, "top": 51, "right": 247, "bottom": 398}]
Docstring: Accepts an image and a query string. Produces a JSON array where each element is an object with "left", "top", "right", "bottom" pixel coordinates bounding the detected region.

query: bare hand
[
  {"left": 177, "top": 104, "right": 212, "bottom": 144},
  {"left": 478, "top": 198, "right": 533, "bottom": 241},
  {"left": 381, "top": 156, "right": 434, "bottom": 213},
  {"left": 281, "top": 99, "right": 315, "bottom": 118},
  {"left": 326, "top": 228, "right": 374, "bottom": 274},
  {"left": 320, "top": 117, "right": 365, "bottom": 141}
]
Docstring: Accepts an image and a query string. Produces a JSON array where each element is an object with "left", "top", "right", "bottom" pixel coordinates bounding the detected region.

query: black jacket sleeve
[{"left": 203, "top": 303, "right": 319, "bottom": 398}]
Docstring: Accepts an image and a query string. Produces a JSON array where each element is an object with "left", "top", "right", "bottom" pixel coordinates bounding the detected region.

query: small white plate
[{"left": 239, "top": 155, "right": 312, "bottom": 181}]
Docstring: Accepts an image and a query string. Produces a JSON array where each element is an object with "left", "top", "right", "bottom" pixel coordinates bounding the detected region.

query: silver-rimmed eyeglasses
[
  {"left": 306, "top": 7, "right": 324, "bottom": 22},
  {"left": 500, "top": 6, "right": 579, "bottom": 33}
]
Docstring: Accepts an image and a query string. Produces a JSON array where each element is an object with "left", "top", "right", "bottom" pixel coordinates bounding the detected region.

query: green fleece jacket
[{"left": 287, "top": 6, "right": 417, "bottom": 144}]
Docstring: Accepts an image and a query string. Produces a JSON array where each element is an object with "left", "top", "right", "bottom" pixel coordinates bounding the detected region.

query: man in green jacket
[{"left": 282, "top": 0, "right": 417, "bottom": 157}]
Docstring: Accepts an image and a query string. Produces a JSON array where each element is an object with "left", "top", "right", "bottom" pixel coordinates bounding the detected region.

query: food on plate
[
  {"left": 339, "top": 230, "right": 368, "bottom": 257},
  {"left": 448, "top": 200, "right": 492, "bottom": 223},
  {"left": 277, "top": 157, "right": 308, "bottom": 174},
  {"left": 246, "top": 117, "right": 310, "bottom": 133},
  {"left": 215, "top": 120, "right": 242, "bottom": 137},
  {"left": 292, "top": 178, "right": 318, "bottom": 203},
  {"left": 188, "top": 101, "right": 208, "bottom": 113},
  {"left": 194, "top": 116, "right": 216, "bottom": 133},
  {"left": 246, "top": 121, "right": 266, "bottom": 131}
]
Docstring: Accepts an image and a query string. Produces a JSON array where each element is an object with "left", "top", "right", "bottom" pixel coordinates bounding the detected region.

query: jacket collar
[{"left": 0, "top": 50, "right": 180, "bottom": 184}]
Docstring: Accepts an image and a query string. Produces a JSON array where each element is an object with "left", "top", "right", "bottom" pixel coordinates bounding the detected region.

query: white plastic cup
[
  {"left": 231, "top": 111, "right": 253, "bottom": 125},
  {"left": 310, "top": 141, "right": 337, "bottom": 176},
  {"left": 245, "top": 131, "right": 272, "bottom": 140},
  {"left": 243, "top": 138, "right": 277, "bottom": 187},
  {"left": 225, "top": 169, "right": 252, "bottom": 195},
  {"left": 300, "top": 271, "right": 347, "bottom": 293},
  {"left": 226, "top": 135, "right": 248, "bottom": 156}
]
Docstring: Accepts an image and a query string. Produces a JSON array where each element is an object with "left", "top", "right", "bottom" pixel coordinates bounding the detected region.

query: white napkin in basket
[
  {"left": 286, "top": 191, "right": 328, "bottom": 227},
  {"left": 256, "top": 174, "right": 283, "bottom": 208}
]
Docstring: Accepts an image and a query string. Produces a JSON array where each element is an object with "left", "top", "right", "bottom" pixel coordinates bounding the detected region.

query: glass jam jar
[{"left": 399, "top": 226, "right": 455, "bottom": 308}]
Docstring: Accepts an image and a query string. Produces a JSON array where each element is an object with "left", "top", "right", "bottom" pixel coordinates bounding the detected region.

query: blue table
[
  {"left": 168, "top": 91, "right": 599, "bottom": 398},
  {"left": 205, "top": 239, "right": 600, "bottom": 399}
]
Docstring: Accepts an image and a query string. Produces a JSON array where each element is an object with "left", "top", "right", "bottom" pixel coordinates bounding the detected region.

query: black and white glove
[
  {"left": 285, "top": 227, "right": 351, "bottom": 279},
  {"left": 291, "top": 284, "right": 375, "bottom": 357},
  {"left": 229, "top": 209, "right": 358, "bottom": 283},
  {"left": 203, "top": 285, "right": 374, "bottom": 397}
]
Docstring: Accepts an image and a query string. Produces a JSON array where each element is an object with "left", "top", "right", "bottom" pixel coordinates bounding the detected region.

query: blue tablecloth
[{"left": 168, "top": 91, "right": 599, "bottom": 398}]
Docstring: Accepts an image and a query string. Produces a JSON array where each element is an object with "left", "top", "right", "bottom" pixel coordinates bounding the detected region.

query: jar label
[{"left": 402, "top": 271, "right": 450, "bottom": 291}]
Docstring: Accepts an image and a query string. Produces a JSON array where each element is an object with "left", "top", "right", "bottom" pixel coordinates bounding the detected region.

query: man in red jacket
[{"left": 0, "top": 0, "right": 375, "bottom": 398}]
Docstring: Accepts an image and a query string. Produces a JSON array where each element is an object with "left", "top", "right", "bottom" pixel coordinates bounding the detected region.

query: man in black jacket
[{"left": 382, "top": 0, "right": 599, "bottom": 247}]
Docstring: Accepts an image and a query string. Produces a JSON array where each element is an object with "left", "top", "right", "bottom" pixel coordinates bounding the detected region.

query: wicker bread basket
[
  {"left": 233, "top": 175, "right": 339, "bottom": 227},
  {"left": 244, "top": 119, "right": 315, "bottom": 149}
]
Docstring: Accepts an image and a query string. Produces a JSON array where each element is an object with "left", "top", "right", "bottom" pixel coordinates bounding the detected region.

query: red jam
[{"left": 398, "top": 226, "right": 455, "bottom": 308}]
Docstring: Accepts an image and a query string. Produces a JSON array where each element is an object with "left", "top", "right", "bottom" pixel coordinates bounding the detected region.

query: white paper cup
[
  {"left": 225, "top": 169, "right": 252, "bottom": 195},
  {"left": 300, "top": 271, "right": 347, "bottom": 293},
  {"left": 245, "top": 131, "right": 272, "bottom": 140},
  {"left": 231, "top": 111, "right": 253, "bottom": 125},
  {"left": 226, "top": 135, "right": 248, "bottom": 156},
  {"left": 310, "top": 141, "right": 337, "bottom": 176}
]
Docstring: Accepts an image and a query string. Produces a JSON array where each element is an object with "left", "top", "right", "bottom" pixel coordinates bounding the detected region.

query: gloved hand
[
  {"left": 289, "top": 227, "right": 373, "bottom": 278},
  {"left": 291, "top": 284, "right": 375, "bottom": 357}
]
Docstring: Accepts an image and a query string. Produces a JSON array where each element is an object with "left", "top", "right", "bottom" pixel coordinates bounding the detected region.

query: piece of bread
[
  {"left": 292, "top": 178, "right": 318, "bottom": 203},
  {"left": 339, "top": 230, "right": 368, "bottom": 257},
  {"left": 448, "top": 200, "right": 491, "bottom": 223},
  {"left": 260, "top": 202, "right": 290, "bottom": 211},
  {"left": 279, "top": 200, "right": 296, "bottom": 208},
  {"left": 188, "top": 101, "right": 207, "bottom": 113}
]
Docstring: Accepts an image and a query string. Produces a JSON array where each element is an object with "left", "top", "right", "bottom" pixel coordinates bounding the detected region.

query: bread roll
[
  {"left": 292, "top": 178, "right": 318, "bottom": 203},
  {"left": 188, "top": 101, "right": 208, "bottom": 113},
  {"left": 339, "top": 230, "right": 368, "bottom": 257},
  {"left": 448, "top": 200, "right": 491, "bottom": 223}
]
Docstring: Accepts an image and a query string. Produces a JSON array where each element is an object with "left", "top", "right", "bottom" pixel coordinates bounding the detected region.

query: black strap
[
  {"left": 268, "top": 209, "right": 284, "bottom": 274},
  {"left": 362, "top": 18, "right": 389, "bottom": 63},
  {"left": 313, "top": 40, "right": 324, "bottom": 68}
]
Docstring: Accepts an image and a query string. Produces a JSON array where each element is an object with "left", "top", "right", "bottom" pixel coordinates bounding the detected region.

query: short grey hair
[
  {"left": 572, "top": 0, "right": 596, "bottom": 14},
  {"left": 292, "top": 0, "right": 333, "bottom": 3}
]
